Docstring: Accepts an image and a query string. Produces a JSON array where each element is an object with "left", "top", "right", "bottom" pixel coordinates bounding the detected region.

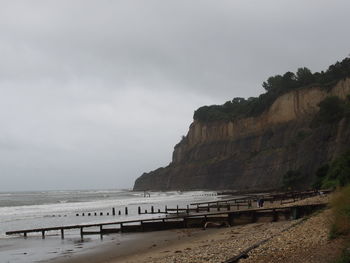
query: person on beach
[{"left": 259, "top": 198, "right": 264, "bottom": 208}]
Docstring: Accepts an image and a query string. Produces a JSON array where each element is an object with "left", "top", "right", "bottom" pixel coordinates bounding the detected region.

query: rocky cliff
[{"left": 134, "top": 78, "right": 350, "bottom": 191}]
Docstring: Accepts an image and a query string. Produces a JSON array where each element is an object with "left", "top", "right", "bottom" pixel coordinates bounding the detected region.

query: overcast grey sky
[{"left": 1, "top": 0, "right": 349, "bottom": 191}]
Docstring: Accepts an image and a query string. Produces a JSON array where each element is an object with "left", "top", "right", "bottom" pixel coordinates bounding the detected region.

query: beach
[
  {"left": 1, "top": 191, "right": 340, "bottom": 263},
  {"left": 44, "top": 194, "right": 338, "bottom": 263}
]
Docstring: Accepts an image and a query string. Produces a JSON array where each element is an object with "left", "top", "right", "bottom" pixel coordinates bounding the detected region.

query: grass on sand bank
[{"left": 330, "top": 185, "right": 350, "bottom": 263}]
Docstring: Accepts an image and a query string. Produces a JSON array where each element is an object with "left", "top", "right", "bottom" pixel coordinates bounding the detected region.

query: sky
[{"left": 1, "top": 0, "right": 350, "bottom": 191}]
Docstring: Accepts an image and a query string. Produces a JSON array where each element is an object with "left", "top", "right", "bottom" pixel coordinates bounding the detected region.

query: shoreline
[
  {"left": 46, "top": 194, "right": 335, "bottom": 263},
  {"left": 1, "top": 193, "right": 333, "bottom": 263},
  {"left": 48, "top": 228, "right": 221, "bottom": 263}
]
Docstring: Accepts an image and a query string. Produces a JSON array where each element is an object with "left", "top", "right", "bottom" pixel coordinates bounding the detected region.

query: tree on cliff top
[{"left": 194, "top": 57, "right": 350, "bottom": 122}]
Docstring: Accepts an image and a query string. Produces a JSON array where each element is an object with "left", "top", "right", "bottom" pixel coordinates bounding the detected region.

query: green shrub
[
  {"left": 333, "top": 244, "right": 350, "bottom": 263},
  {"left": 313, "top": 164, "right": 330, "bottom": 189},
  {"left": 320, "top": 151, "right": 350, "bottom": 189},
  {"left": 329, "top": 185, "right": 350, "bottom": 239},
  {"left": 194, "top": 57, "right": 350, "bottom": 122},
  {"left": 282, "top": 170, "right": 303, "bottom": 190},
  {"left": 316, "top": 96, "right": 347, "bottom": 124}
]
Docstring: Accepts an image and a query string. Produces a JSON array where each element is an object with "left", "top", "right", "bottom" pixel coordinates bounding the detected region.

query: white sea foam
[
  {"left": 0, "top": 190, "right": 218, "bottom": 237},
  {"left": 0, "top": 189, "right": 219, "bottom": 263}
]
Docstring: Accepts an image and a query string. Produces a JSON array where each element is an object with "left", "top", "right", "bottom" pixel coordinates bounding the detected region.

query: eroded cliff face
[{"left": 134, "top": 78, "right": 350, "bottom": 191}]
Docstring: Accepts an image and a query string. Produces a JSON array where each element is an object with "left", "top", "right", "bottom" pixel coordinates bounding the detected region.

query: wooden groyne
[
  {"left": 6, "top": 203, "right": 326, "bottom": 240},
  {"left": 69, "top": 190, "right": 329, "bottom": 218},
  {"left": 186, "top": 189, "right": 326, "bottom": 213}
]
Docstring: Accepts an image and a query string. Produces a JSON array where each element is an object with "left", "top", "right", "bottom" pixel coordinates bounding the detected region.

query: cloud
[{"left": 0, "top": 0, "right": 349, "bottom": 190}]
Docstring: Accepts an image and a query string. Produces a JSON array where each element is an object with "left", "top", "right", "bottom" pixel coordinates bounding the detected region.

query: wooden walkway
[{"left": 6, "top": 203, "right": 326, "bottom": 240}]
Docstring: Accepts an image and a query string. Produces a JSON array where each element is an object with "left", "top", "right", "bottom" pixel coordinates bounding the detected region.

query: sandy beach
[{"left": 45, "top": 194, "right": 342, "bottom": 263}]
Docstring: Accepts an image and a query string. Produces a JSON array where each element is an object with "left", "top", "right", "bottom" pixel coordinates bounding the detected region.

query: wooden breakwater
[
  {"left": 71, "top": 190, "right": 329, "bottom": 218},
  {"left": 188, "top": 189, "right": 327, "bottom": 212},
  {"left": 6, "top": 203, "right": 326, "bottom": 240}
]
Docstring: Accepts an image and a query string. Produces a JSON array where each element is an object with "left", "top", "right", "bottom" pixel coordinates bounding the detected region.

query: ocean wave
[{"left": 0, "top": 189, "right": 219, "bottom": 237}]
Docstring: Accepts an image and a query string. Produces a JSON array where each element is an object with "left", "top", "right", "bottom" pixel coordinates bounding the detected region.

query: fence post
[{"left": 228, "top": 213, "right": 234, "bottom": 226}]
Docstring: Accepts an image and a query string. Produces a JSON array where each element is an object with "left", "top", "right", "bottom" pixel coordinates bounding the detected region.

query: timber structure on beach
[
  {"left": 6, "top": 203, "right": 326, "bottom": 240},
  {"left": 71, "top": 189, "right": 328, "bottom": 217}
]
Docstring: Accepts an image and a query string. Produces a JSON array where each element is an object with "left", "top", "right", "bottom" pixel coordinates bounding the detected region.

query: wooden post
[
  {"left": 80, "top": 227, "right": 83, "bottom": 240},
  {"left": 61, "top": 228, "right": 64, "bottom": 239},
  {"left": 207, "top": 204, "right": 210, "bottom": 212},
  {"left": 94, "top": 212, "right": 97, "bottom": 216},
  {"left": 165, "top": 205, "right": 168, "bottom": 213},
  {"left": 145, "top": 209, "right": 147, "bottom": 213},
  {"left": 217, "top": 202, "right": 220, "bottom": 211},
  {"left": 100, "top": 212, "right": 103, "bottom": 216},
  {"left": 76, "top": 213, "right": 79, "bottom": 216},
  {"left": 100, "top": 225, "right": 103, "bottom": 239},
  {"left": 252, "top": 211, "right": 257, "bottom": 223},
  {"left": 88, "top": 213, "right": 91, "bottom": 216},
  {"left": 138, "top": 206, "right": 141, "bottom": 214},
  {"left": 82, "top": 213, "right": 85, "bottom": 216},
  {"left": 24, "top": 232, "right": 27, "bottom": 238},
  {"left": 140, "top": 221, "right": 144, "bottom": 231},
  {"left": 176, "top": 205, "right": 179, "bottom": 215},
  {"left": 183, "top": 218, "right": 187, "bottom": 228},
  {"left": 228, "top": 213, "right": 234, "bottom": 226},
  {"left": 291, "top": 207, "right": 300, "bottom": 220},
  {"left": 118, "top": 210, "right": 121, "bottom": 215},
  {"left": 42, "top": 230, "right": 45, "bottom": 239},
  {"left": 196, "top": 205, "right": 199, "bottom": 213},
  {"left": 151, "top": 206, "right": 154, "bottom": 214},
  {"left": 112, "top": 208, "right": 115, "bottom": 216},
  {"left": 125, "top": 207, "right": 128, "bottom": 215},
  {"left": 158, "top": 209, "right": 160, "bottom": 213},
  {"left": 186, "top": 205, "right": 189, "bottom": 214},
  {"left": 272, "top": 209, "right": 278, "bottom": 222}
]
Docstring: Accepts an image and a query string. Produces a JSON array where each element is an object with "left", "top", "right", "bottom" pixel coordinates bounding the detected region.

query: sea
[{"left": 0, "top": 189, "right": 219, "bottom": 263}]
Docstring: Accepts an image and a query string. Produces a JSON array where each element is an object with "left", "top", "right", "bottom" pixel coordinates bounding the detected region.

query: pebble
[{"left": 134, "top": 195, "right": 332, "bottom": 263}]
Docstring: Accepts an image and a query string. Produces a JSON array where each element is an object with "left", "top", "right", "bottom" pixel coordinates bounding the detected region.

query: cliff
[{"left": 134, "top": 78, "right": 350, "bottom": 191}]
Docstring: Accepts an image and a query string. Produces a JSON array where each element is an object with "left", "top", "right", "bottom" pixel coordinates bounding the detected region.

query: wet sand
[{"left": 48, "top": 228, "right": 220, "bottom": 263}]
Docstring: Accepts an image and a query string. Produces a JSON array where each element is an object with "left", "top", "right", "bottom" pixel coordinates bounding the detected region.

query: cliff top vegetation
[{"left": 194, "top": 57, "right": 350, "bottom": 122}]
